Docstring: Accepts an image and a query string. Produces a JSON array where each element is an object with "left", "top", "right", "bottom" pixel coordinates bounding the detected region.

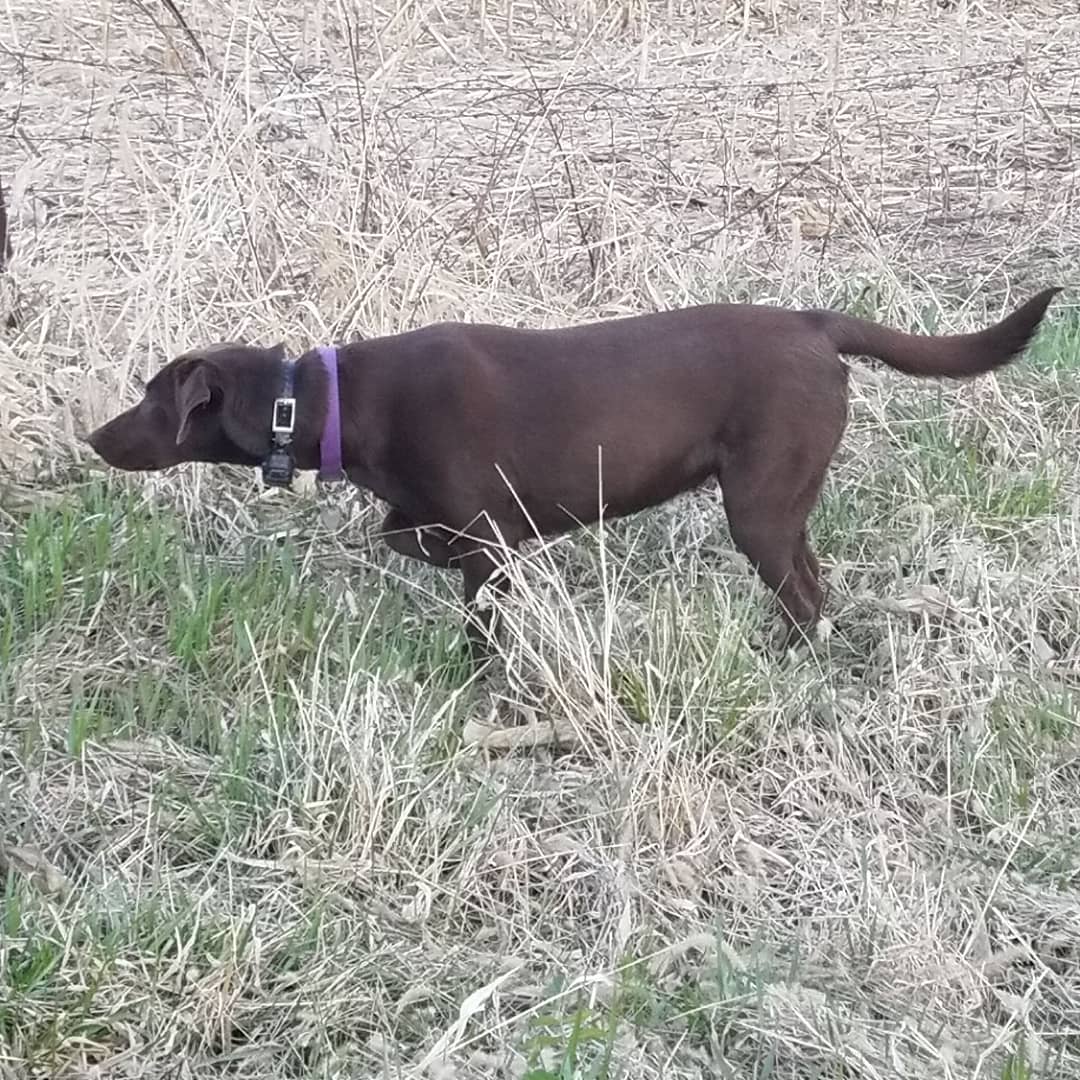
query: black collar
[{"left": 260, "top": 360, "right": 297, "bottom": 487}]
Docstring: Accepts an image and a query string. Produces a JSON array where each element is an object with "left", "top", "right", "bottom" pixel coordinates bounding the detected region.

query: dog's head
[{"left": 86, "top": 343, "right": 287, "bottom": 471}]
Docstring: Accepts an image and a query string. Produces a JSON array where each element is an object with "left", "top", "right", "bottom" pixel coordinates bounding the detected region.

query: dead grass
[{"left": 2, "top": 1, "right": 1080, "bottom": 1078}]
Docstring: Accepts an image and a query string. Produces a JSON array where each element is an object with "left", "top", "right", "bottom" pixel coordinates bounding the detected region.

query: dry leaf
[
  {"left": 416, "top": 964, "right": 524, "bottom": 1071},
  {"left": 2, "top": 844, "right": 70, "bottom": 896},
  {"left": 794, "top": 198, "right": 837, "bottom": 238},
  {"left": 395, "top": 983, "right": 437, "bottom": 1016},
  {"left": 1032, "top": 633, "right": 1057, "bottom": 665},
  {"left": 539, "top": 832, "right": 585, "bottom": 857},
  {"left": 648, "top": 931, "right": 717, "bottom": 978},
  {"left": 875, "top": 583, "right": 964, "bottom": 618},
  {"left": 462, "top": 716, "right": 562, "bottom": 750},
  {"left": 662, "top": 856, "right": 701, "bottom": 893}
]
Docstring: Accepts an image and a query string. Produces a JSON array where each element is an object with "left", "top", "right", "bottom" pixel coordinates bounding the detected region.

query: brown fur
[{"left": 87, "top": 288, "right": 1061, "bottom": 659}]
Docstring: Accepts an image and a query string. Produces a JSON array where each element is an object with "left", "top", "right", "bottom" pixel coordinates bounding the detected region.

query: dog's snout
[
  {"left": 82, "top": 406, "right": 178, "bottom": 472},
  {"left": 84, "top": 421, "right": 110, "bottom": 451},
  {"left": 84, "top": 415, "right": 132, "bottom": 468}
]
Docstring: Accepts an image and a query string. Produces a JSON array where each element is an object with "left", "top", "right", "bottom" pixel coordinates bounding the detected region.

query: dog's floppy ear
[
  {"left": 172, "top": 343, "right": 283, "bottom": 458},
  {"left": 175, "top": 360, "right": 214, "bottom": 446}
]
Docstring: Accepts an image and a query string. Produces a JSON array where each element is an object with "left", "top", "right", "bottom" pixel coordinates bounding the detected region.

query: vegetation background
[{"left": 1, "top": 1, "right": 1078, "bottom": 1077}]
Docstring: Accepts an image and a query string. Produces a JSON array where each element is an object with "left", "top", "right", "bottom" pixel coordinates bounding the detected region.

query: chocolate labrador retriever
[{"left": 87, "top": 288, "right": 1060, "bottom": 658}]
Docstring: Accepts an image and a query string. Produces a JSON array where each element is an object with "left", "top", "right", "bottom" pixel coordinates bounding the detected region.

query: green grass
[
  {"left": 3, "top": 432, "right": 1078, "bottom": 1075},
  {"left": 882, "top": 403, "right": 1061, "bottom": 527},
  {"left": 0, "top": 480, "right": 475, "bottom": 754},
  {"left": 1024, "top": 307, "right": 1080, "bottom": 372}
]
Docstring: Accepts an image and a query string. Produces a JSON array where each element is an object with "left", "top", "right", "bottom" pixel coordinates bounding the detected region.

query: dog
[{"left": 87, "top": 288, "right": 1060, "bottom": 660}]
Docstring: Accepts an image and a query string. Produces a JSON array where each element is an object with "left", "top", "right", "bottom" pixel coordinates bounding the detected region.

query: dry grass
[{"left": 2, "top": 1, "right": 1080, "bottom": 1078}]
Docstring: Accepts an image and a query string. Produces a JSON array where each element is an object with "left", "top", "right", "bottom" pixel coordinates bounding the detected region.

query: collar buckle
[
  {"left": 271, "top": 397, "right": 296, "bottom": 437},
  {"left": 263, "top": 362, "right": 298, "bottom": 488}
]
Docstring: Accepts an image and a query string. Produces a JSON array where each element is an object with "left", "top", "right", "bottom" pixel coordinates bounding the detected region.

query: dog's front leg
[
  {"left": 379, "top": 508, "right": 454, "bottom": 568},
  {"left": 381, "top": 509, "right": 516, "bottom": 666},
  {"left": 458, "top": 550, "right": 513, "bottom": 666}
]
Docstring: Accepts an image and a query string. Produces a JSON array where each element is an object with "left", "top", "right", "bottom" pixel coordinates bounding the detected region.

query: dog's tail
[{"left": 815, "top": 287, "right": 1061, "bottom": 378}]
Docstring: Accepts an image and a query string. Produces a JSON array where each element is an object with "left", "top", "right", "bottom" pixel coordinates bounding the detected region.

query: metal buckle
[{"left": 272, "top": 397, "right": 296, "bottom": 434}]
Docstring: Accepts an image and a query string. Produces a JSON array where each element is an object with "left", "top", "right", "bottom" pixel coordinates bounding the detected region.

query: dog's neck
[{"left": 265, "top": 349, "right": 345, "bottom": 480}]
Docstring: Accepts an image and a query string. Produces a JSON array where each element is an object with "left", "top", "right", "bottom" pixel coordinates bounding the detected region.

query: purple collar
[{"left": 316, "top": 345, "right": 344, "bottom": 481}]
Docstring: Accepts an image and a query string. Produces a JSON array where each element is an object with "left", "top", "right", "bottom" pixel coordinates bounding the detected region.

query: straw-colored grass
[{"left": 2, "top": 2, "right": 1079, "bottom": 1078}]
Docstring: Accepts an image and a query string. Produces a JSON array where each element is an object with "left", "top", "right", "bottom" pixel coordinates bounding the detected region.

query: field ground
[{"left": 2, "top": 1, "right": 1080, "bottom": 1078}]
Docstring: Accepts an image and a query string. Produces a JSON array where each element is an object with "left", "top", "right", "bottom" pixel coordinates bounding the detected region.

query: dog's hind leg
[
  {"left": 719, "top": 448, "right": 832, "bottom": 644},
  {"left": 725, "top": 510, "right": 818, "bottom": 637},
  {"left": 795, "top": 529, "right": 825, "bottom": 625}
]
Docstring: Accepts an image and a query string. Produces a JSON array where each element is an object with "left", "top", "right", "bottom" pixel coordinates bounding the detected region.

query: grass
[
  {"left": 3, "top": 0, "right": 1080, "bottom": 1077},
  {"left": 3, "top": 379, "right": 1080, "bottom": 1076}
]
